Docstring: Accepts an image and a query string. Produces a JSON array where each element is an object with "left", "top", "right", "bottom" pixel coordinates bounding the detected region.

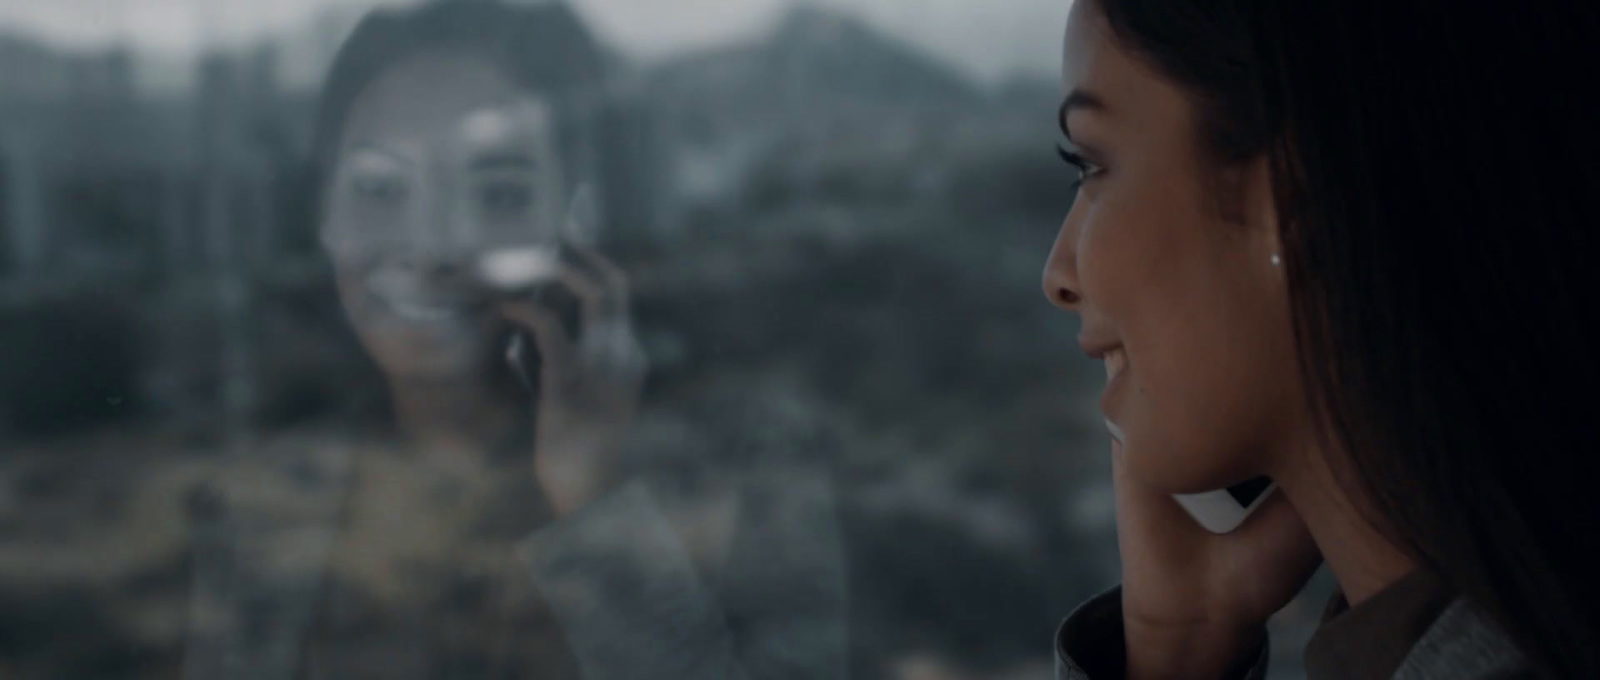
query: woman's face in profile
[
  {"left": 1043, "top": 0, "right": 1304, "bottom": 493},
  {"left": 321, "top": 50, "right": 564, "bottom": 381}
]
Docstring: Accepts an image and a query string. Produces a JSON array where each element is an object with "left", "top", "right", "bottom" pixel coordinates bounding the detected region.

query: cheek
[
  {"left": 1074, "top": 174, "right": 1194, "bottom": 329},
  {"left": 1081, "top": 180, "right": 1294, "bottom": 492},
  {"left": 332, "top": 270, "right": 371, "bottom": 329},
  {"left": 333, "top": 267, "right": 489, "bottom": 378},
  {"left": 1127, "top": 304, "right": 1289, "bottom": 493}
]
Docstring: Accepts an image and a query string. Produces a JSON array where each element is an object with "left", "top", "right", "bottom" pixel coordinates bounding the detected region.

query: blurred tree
[{"left": 0, "top": 291, "right": 144, "bottom": 438}]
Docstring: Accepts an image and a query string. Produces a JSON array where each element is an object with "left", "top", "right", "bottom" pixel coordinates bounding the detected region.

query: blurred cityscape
[{"left": 0, "top": 2, "right": 1334, "bottom": 678}]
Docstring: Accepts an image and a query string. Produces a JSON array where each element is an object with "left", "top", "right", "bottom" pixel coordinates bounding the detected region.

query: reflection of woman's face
[
  {"left": 1043, "top": 0, "right": 1304, "bottom": 494},
  {"left": 322, "top": 51, "right": 564, "bottom": 380}
]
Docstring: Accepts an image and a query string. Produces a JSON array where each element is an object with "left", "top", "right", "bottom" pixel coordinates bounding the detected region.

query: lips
[
  {"left": 364, "top": 264, "right": 476, "bottom": 324},
  {"left": 1104, "top": 418, "right": 1127, "bottom": 444},
  {"left": 382, "top": 297, "right": 462, "bottom": 323},
  {"left": 1104, "top": 346, "right": 1127, "bottom": 381},
  {"left": 1099, "top": 346, "right": 1128, "bottom": 441}
]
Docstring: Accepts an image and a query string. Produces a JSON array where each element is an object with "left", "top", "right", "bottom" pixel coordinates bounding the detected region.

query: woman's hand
[
  {"left": 1112, "top": 442, "right": 1322, "bottom": 680},
  {"left": 499, "top": 245, "right": 647, "bottom": 516}
]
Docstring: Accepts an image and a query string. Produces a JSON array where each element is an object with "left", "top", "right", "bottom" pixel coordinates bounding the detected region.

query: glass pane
[{"left": 0, "top": 2, "right": 1332, "bottom": 679}]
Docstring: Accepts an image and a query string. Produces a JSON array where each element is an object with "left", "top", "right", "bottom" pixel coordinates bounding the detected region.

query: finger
[
  {"left": 499, "top": 301, "right": 575, "bottom": 389},
  {"left": 579, "top": 318, "right": 650, "bottom": 386},
  {"left": 565, "top": 244, "right": 631, "bottom": 311},
  {"left": 548, "top": 262, "right": 616, "bottom": 332},
  {"left": 1111, "top": 442, "right": 1212, "bottom": 565},
  {"left": 563, "top": 184, "right": 601, "bottom": 249}
]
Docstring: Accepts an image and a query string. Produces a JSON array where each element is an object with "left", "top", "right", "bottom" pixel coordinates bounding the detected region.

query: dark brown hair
[
  {"left": 303, "top": 0, "right": 611, "bottom": 432},
  {"left": 1092, "top": 0, "right": 1600, "bottom": 676},
  {"left": 310, "top": 0, "right": 607, "bottom": 215}
]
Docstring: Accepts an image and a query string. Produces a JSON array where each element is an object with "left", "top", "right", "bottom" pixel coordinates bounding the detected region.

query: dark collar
[{"left": 1305, "top": 569, "right": 1457, "bottom": 680}]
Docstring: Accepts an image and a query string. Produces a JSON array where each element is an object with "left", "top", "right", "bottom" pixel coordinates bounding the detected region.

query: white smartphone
[
  {"left": 1108, "top": 418, "right": 1278, "bottom": 534},
  {"left": 1173, "top": 477, "right": 1277, "bottom": 535}
]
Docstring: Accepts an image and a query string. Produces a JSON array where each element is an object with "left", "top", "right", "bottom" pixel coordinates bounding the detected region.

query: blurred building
[
  {"left": 645, "top": 4, "right": 981, "bottom": 220},
  {"left": 0, "top": 30, "right": 316, "bottom": 436},
  {"left": 0, "top": 4, "right": 669, "bottom": 433},
  {"left": 0, "top": 33, "right": 314, "bottom": 290},
  {"left": 1, "top": 35, "right": 141, "bottom": 283}
]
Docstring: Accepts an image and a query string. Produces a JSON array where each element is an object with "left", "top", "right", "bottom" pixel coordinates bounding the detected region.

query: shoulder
[
  {"left": 210, "top": 434, "right": 354, "bottom": 515},
  {"left": 189, "top": 431, "right": 361, "bottom": 578},
  {"left": 1394, "top": 597, "right": 1532, "bottom": 680},
  {"left": 1052, "top": 586, "right": 1272, "bottom": 680}
]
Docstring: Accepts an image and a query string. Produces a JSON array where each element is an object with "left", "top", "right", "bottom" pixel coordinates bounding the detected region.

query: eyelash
[{"left": 1056, "top": 144, "right": 1104, "bottom": 184}]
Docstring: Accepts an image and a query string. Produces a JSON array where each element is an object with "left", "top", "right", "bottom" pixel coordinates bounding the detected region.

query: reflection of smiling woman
[
  {"left": 307, "top": 5, "right": 646, "bottom": 677},
  {"left": 1045, "top": 1, "right": 1600, "bottom": 679},
  {"left": 186, "top": 2, "right": 847, "bottom": 679},
  {"left": 319, "top": 49, "right": 640, "bottom": 480},
  {"left": 307, "top": 0, "right": 669, "bottom": 533}
]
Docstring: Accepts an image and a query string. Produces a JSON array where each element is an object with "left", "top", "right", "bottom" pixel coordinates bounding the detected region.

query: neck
[
  {"left": 1270, "top": 432, "right": 1418, "bottom": 607},
  {"left": 388, "top": 376, "right": 520, "bottom": 462}
]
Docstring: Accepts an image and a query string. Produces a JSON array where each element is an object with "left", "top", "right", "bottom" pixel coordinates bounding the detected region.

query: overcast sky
[{"left": 0, "top": 0, "right": 1071, "bottom": 83}]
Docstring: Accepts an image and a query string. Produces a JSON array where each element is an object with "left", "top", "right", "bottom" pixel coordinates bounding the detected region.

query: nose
[
  {"left": 395, "top": 178, "right": 450, "bottom": 254},
  {"left": 413, "top": 162, "right": 475, "bottom": 255},
  {"left": 1042, "top": 212, "right": 1084, "bottom": 312}
]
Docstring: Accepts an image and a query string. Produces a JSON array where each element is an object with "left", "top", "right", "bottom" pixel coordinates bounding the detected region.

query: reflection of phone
[
  {"left": 490, "top": 184, "right": 599, "bottom": 394},
  {"left": 1174, "top": 477, "right": 1277, "bottom": 534}
]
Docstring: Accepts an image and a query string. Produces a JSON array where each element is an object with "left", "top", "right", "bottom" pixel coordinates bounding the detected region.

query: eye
[
  {"left": 350, "top": 173, "right": 409, "bottom": 204},
  {"left": 1056, "top": 143, "right": 1105, "bottom": 188},
  {"left": 342, "top": 148, "right": 413, "bottom": 206},
  {"left": 475, "top": 180, "right": 535, "bottom": 218}
]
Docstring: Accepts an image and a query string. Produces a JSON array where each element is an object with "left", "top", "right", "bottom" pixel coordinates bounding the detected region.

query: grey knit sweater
[{"left": 1055, "top": 575, "right": 1533, "bottom": 680}]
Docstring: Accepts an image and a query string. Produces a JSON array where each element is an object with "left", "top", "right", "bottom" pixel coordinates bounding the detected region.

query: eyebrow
[
  {"left": 347, "top": 143, "right": 415, "bottom": 167},
  {"left": 469, "top": 153, "right": 538, "bottom": 172},
  {"left": 1057, "top": 89, "right": 1109, "bottom": 140}
]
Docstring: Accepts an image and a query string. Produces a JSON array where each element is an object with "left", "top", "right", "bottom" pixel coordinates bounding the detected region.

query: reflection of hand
[
  {"left": 499, "top": 245, "right": 647, "bottom": 516},
  {"left": 1111, "top": 442, "right": 1321, "bottom": 679}
]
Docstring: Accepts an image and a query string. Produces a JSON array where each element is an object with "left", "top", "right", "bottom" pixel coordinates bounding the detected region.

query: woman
[
  {"left": 184, "top": 2, "right": 848, "bottom": 678},
  {"left": 1044, "top": 1, "right": 1599, "bottom": 678}
]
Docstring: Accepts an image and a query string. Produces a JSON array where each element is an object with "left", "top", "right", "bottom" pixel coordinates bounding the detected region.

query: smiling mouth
[
  {"left": 364, "top": 273, "right": 478, "bottom": 324},
  {"left": 1104, "top": 346, "right": 1127, "bottom": 381},
  {"left": 1104, "top": 418, "right": 1127, "bottom": 444},
  {"left": 1102, "top": 347, "right": 1128, "bottom": 441},
  {"left": 381, "top": 296, "right": 467, "bottom": 323}
]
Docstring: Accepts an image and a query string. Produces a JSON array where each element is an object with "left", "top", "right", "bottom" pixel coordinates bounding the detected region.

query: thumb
[{"left": 1112, "top": 442, "right": 1215, "bottom": 567}]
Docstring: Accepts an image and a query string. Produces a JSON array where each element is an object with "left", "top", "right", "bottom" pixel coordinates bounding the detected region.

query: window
[{"left": 0, "top": 2, "right": 1331, "bottom": 678}]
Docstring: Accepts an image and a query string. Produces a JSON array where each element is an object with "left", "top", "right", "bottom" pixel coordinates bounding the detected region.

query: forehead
[
  {"left": 1061, "top": 0, "right": 1119, "bottom": 95},
  {"left": 340, "top": 50, "right": 533, "bottom": 149},
  {"left": 1059, "top": 1, "right": 1195, "bottom": 138}
]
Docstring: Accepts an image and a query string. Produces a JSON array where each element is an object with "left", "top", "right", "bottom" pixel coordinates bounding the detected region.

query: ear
[{"left": 1240, "top": 155, "right": 1284, "bottom": 272}]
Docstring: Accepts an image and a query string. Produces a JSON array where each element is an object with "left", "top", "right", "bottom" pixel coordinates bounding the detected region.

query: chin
[
  {"left": 366, "top": 336, "right": 487, "bottom": 381},
  {"left": 1120, "top": 426, "right": 1250, "bottom": 495},
  {"left": 388, "top": 359, "right": 483, "bottom": 382}
]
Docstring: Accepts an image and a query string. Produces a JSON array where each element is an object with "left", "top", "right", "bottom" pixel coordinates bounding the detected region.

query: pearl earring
[{"left": 1271, "top": 254, "right": 1282, "bottom": 267}]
